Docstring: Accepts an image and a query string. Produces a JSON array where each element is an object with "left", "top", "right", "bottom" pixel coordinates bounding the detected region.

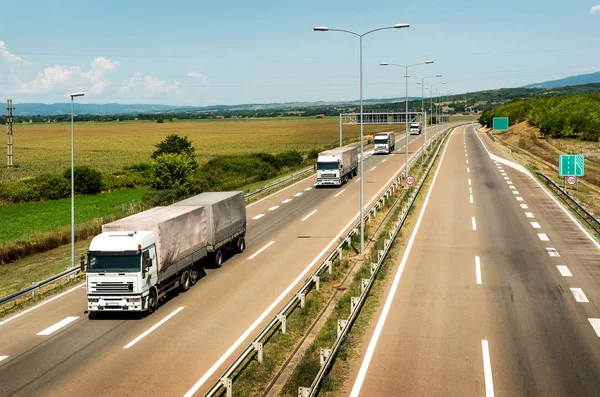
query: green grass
[{"left": 0, "top": 188, "right": 146, "bottom": 244}]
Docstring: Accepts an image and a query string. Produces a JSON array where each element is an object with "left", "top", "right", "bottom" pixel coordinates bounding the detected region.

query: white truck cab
[{"left": 87, "top": 231, "right": 156, "bottom": 312}]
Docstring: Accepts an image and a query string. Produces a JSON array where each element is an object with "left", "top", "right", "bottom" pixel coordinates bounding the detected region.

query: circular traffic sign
[
  {"left": 406, "top": 175, "right": 415, "bottom": 186},
  {"left": 566, "top": 176, "right": 577, "bottom": 186}
]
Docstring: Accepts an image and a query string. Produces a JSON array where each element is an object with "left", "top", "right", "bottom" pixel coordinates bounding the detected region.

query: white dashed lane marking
[
  {"left": 520, "top": 204, "right": 528, "bottom": 209},
  {"left": 545, "top": 248, "right": 559, "bottom": 257},
  {"left": 294, "top": 192, "right": 303, "bottom": 197},
  {"left": 252, "top": 214, "right": 265, "bottom": 220},
  {"left": 334, "top": 189, "right": 346, "bottom": 197},
  {"left": 472, "top": 217, "right": 477, "bottom": 231},
  {"left": 268, "top": 206, "right": 280, "bottom": 211},
  {"left": 531, "top": 222, "right": 541, "bottom": 229},
  {"left": 282, "top": 199, "right": 292, "bottom": 204},
  {"left": 571, "top": 288, "right": 589, "bottom": 303},
  {"left": 557, "top": 266, "right": 573, "bottom": 277},
  {"left": 37, "top": 316, "right": 79, "bottom": 336},
  {"left": 301, "top": 210, "right": 317, "bottom": 222},
  {"left": 525, "top": 212, "right": 534, "bottom": 218},
  {"left": 588, "top": 319, "right": 600, "bottom": 337},
  {"left": 537, "top": 233, "right": 549, "bottom": 241},
  {"left": 516, "top": 197, "right": 524, "bottom": 202}
]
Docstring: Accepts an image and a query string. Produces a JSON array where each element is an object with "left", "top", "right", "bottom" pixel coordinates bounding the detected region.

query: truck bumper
[
  {"left": 317, "top": 178, "right": 341, "bottom": 187},
  {"left": 88, "top": 295, "right": 144, "bottom": 312}
]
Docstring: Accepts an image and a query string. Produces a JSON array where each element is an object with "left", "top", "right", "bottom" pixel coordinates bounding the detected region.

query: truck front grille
[{"left": 91, "top": 281, "right": 133, "bottom": 293}]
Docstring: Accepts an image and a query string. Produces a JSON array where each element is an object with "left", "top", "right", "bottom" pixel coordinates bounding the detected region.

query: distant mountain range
[
  {"left": 10, "top": 97, "right": 422, "bottom": 117},
  {"left": 523, "top": 71, "right": 600, "bottom": 89}
]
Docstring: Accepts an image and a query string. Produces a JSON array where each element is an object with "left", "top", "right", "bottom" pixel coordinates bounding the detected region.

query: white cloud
[
  {"left": 0, "top": 40, "right": 25, "bottom": 64},
  {"left": 13, "top": 56, "right": 119, "bottom": 95},
  {"left": 591, "top": 4, "right": 600, "bottom": 14},
  {"left": 120, "top": 72, "right": 181, "bottom": 95},
  {"left": 186, "top": 71, "right": 208, "bottom": 85}
]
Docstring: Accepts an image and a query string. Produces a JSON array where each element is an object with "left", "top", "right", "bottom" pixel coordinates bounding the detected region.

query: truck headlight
[{"left": 127, "top": 297, "right": 141, "bottom": 302}]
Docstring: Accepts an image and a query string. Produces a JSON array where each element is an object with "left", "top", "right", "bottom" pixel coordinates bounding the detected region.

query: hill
[{"left": 523, "top": 71, "right": 600, "bottom": 89}]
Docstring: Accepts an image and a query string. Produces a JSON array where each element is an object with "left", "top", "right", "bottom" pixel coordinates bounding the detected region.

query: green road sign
[
  {"left": 559, "top": 154, "right": 584, "bottom": 176},
  {"left": 492, "top": 117, "right": 509, "bottom": 131}
]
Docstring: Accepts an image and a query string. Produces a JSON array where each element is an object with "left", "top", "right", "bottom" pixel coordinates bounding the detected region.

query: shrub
[
  {"left": 142, "top": 186, "right": 189, "bottom": 206},
  {"left": 123, "top": 162, "right": 153, "bottom": 172},
  {"left": 35, "top": 174, "right": 70, "bottom": 200},
  {"left": 64, "top": 166, "right": 103, "bottom": 194},
  {"left": 151, "top": 153, "right": 194, "bottom": 190},
  {"left": 152, "top": 133, "right": 196, "bottom": 160}
]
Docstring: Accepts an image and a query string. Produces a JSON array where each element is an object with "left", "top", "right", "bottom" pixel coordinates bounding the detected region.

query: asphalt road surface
[
  {"left": 0, "top": 124, "right": 454, "bottom": 397},
  {"left": 346, "top": 124, "right": 600, "bottom": 397}
]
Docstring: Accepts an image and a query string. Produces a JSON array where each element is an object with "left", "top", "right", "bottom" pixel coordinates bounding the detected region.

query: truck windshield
[
  {"left": 374, "top": 138, "right": 389, "bottom": 144},
  {"left": 88, "top": 254, "right": 140, "bottom": 273},
  {"left": 317, "top": 162, "right": 339, "bottom": 170}
]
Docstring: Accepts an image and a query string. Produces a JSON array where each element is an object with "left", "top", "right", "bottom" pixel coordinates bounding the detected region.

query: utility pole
[{"left": 7, "top": 99, "right": 13, "bottom": 167}]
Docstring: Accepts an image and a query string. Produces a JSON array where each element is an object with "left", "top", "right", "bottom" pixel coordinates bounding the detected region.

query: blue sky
[{"left": 0, "top": 0, "right": 599, "bottom": 106}]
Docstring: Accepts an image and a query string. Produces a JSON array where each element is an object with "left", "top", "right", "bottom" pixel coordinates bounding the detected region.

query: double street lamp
[
  {"left": 69, "top": 92, "right": 85, "bottom": 268},
  {"left": 314, "top": 23, "right": 409, "bottom": 256},
  {"left": 379, "top": 61, "right": 433, "bottom": 179}
]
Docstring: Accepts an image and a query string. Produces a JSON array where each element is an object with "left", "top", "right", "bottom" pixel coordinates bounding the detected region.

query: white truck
[
  {"left": 86, "top": 191, "right": 246, "bottom": 315},
  {"left": 373, "top": 132, "right": 395, "bottom": 154},
  {"left": 316, "top": 146, "right": 359, "bottom": 187},
  {"left": 410, "top": 123, "right": 422, "bottom": 135}
]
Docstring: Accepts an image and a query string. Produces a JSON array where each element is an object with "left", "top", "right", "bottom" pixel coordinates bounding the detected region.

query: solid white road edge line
[
  {"left": 475, "top": 256, "right": 482, "bottom": 285},
  {"left": 0, "top": 283, "right": 85, "bottom": 327},
  {"left": 301, "top": 210, "right": 317, "bottom": 222},
  {"left": 334, "top": 189, "right": 346, "bottom": 198},
  {"left": 472, "top": 124, "right": 600, "bottom": 249},
  {"left": 348, "top": 124, "right": 456, "bottom": 397},
  {"left": 36, "top": 316, "right": 79, "bottom": 336},
  {"left": 482, "top": 339, "right": 496, "bottom": 397},
  {"left": 570, "top": 288, "right": 589, "bottom": 303},
  {"left": 557, "top": 265, "right": 573, "bottom": 277},
  {"left": 123, "top": 307, "right": 184, "bottom": 349},
  {"left": 472, "top": 217, "right": 477, "bottom": 231},
  {"left": 248, "top": 241, "right": 275, "bottom": 260},
  {"left": 183, "top": 128, "right": 447, "bottom": 397}
]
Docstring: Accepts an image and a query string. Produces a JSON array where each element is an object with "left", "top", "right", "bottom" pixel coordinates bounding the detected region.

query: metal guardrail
[
  {"left": 0, "top": 264, "right": 82, "bottom": 307},
  {"left": 244, "top": 167, "right": 315, "bottom": 200},
  {"left": 536, "top": 172, "right": 600, "bottom": 232},
  {"left": 204, "top": 124, "right": 455, "bottom": 397},
  {"left": 299, "top": 126, "right": 450, "bottom": 397}
]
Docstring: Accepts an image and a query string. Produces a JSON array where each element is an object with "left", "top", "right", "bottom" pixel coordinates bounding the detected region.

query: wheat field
[{"left": 0, "top": 117, "right": 391, "bottom": 182}]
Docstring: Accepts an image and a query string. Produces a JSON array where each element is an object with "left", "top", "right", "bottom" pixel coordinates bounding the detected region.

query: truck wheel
[
  {"left": 353, "top": 169, "right": 358, "bottom": 177},
  {"left": 189, "top": 264, "right": 199, "bottom": 286},
  {"left": 180, "top": 270, "right": 191, "bottom": 292},
  {"left": 214, "top": 249, "right": 223, "bottom": 268},
  {"left": 236, "top": 236, "right": 246, "bottom": 253},
  {"left": 147, "top": 289, "right": 157, "bottom": 315}
]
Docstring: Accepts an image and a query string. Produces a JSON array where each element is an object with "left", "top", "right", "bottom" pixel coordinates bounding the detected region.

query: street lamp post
[
  {"left": 380, "top": 61, "right": 433, "bottom": 179},
  {"left": 416, "top": 74, "right": 441, "bottom": 161},
  {"left": 69, "top": 92, "right": 85, "bottom": 268},
  {"left": 314, "top": 23, "right": 409, "bottom": 256}
]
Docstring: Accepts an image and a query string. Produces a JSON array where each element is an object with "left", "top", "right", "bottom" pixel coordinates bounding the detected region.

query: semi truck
[
  {"left": 410, "top": 123, "right": 422, "bottom": 135},
  {"left": 316, "top": 146, "right": 359, "bottom": 187},
  {"left": 86, "top": 191, "right": 246, "bottom": 315},
  {"left": 373, "top": 132, "right": 395, "bottom": 154}
]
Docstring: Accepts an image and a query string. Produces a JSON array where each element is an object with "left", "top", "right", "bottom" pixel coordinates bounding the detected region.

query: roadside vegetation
[{"left": 479, "top": 93, "right": 600, "bottom": 141}]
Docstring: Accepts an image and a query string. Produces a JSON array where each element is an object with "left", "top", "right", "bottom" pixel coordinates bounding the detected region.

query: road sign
[
  {"left": 566, "top": 176, "right": 577, "bottom": 186},
  {"left": 492, "top": 117, "right": 509, "bottom": 131},
  {"left": 559, "top": 154, "right": 584, "bottom": 177},
  {"left": 406, "top": 175, "right": 415, "bottom": 186}
]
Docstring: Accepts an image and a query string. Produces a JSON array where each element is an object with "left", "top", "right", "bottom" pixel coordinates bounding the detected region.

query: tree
[
  {"left": 152, "top": 133, "right": 196, "bottom": 162},
  {"left": 151, "top": 153, "right": 194, "bottom": 190}
]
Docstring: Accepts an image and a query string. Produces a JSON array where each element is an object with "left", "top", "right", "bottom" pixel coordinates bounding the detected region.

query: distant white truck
[
  {"left": 410, "top": 123, "right": 422, "bottom": 135},
  {"left": 316, "top": 146, "right": 359, "bottom": 187},
  {"left": 86, "top": 191, "right": 246, "bottom": 315},
  {"left": 373, "top": 132, "right": 395, "bottom": 154}
]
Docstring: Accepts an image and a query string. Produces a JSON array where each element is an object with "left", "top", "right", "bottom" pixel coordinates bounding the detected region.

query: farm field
[
  {"left": 0, "top": 117, "right": 390, "bottom": 183},
  {"left": 0, "top": 187, "right": 145, "bottom": 244}
]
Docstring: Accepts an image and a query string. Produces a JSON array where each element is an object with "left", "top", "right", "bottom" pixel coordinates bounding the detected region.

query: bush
[
  {"left": 123, "top": 162, "right": 153, "bottom": 172},
  {"left": 64, "top": 166, "right": 103, "bottom": 195},
  {"left": 142, "top": 186, "right": 189, "bottom": 206},
  {"left": 151, "top": 153, "right": 194, "bottom": 190},
  {"left": 152, "top": 133, "right": 196, "bottom": 160},
  {"left": 35, "top": 174, "right": 70, "bottom": 200}
]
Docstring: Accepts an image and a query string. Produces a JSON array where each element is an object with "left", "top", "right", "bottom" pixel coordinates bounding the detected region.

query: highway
[
  {"left": 346, "top": 125, "right": 600, "bottom": 397},
  {"left": 0, "top": 125, "right": 451, "bottom": 397}
]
